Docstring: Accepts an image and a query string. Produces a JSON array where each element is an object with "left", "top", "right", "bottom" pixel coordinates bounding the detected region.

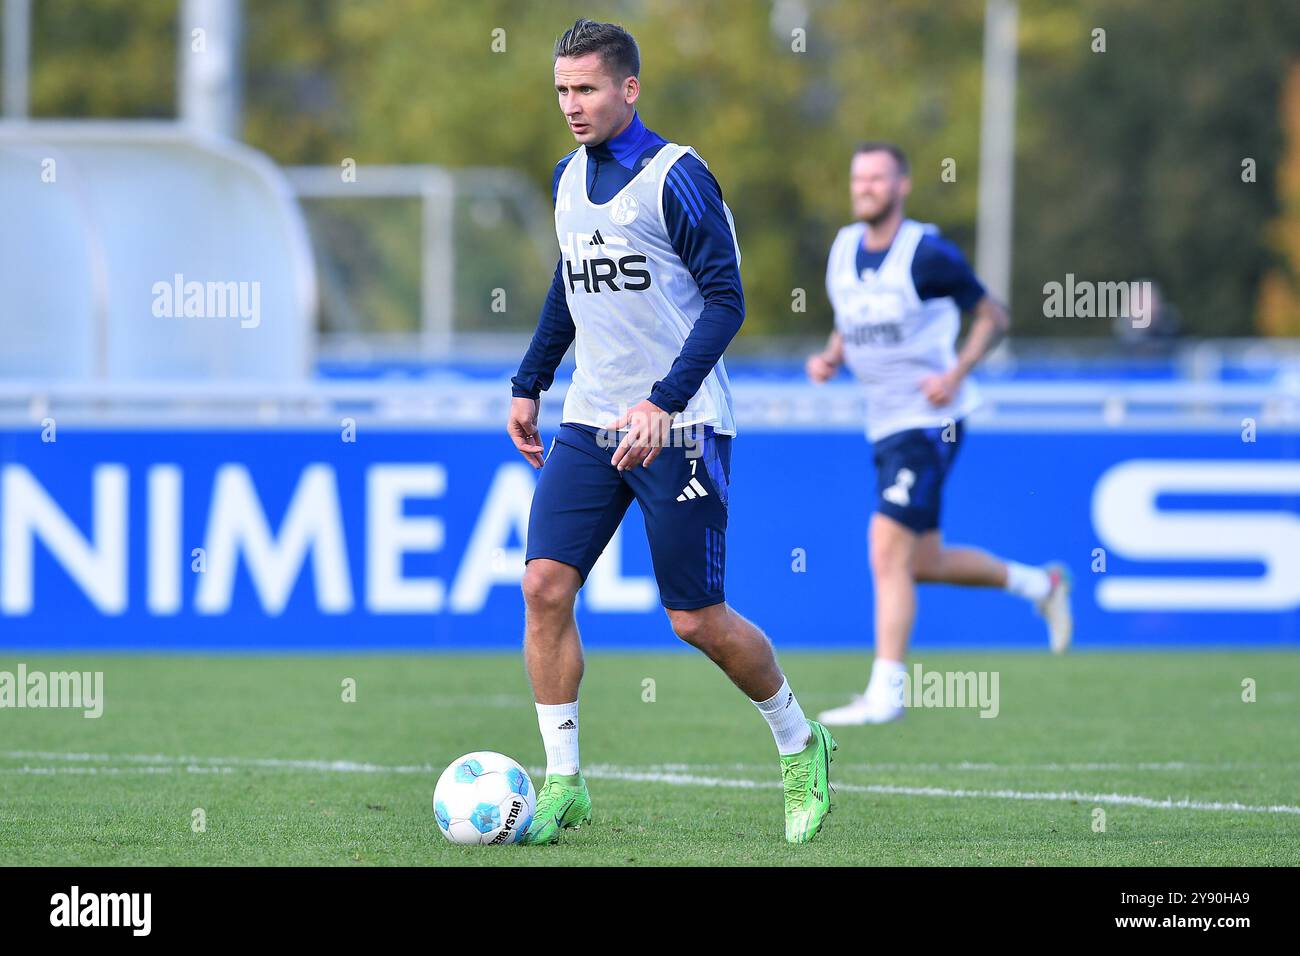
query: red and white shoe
[{"left": 1036, "top": 563, "right": 1073, "bottom": 654}]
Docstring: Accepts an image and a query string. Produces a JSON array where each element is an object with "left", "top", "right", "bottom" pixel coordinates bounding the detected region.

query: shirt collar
[{"left": 591, "top": 112, "right": 649, "bottom": 169}]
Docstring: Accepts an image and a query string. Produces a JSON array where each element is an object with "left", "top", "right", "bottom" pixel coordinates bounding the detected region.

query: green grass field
[{"left": 2, "top": 652, "right": 1297, "bottom": 866}]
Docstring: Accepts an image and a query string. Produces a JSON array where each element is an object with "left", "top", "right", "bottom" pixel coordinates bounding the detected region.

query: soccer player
[
  {"left": 807, "top": 142, "right": 1073, "bottom": 726},
  {"left": 507, "top": 19, "right": 836, "bottom": 844}
]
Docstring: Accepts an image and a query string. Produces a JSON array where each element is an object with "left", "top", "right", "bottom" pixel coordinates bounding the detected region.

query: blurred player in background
[
  {"left": 807, "top": 142, "right": 1072, "bottom": 726},
  {"left": 508, "top": 19, "right": 836, "bottom": 844}
]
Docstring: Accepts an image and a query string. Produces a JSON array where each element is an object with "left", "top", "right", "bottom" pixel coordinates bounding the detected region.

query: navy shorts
[
  {"left": 526, "top": 422, "right": 731, "bottom": 610},
  {"left": 872, "top": 420, "right": 964, "bottom": 532}
]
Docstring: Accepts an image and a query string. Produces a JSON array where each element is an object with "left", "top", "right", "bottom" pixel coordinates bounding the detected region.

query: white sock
[
  {"left": 753, "top": 679, "right": 811, "bottom": 756},
  {"left": 535, "top": 701, "right": 579, "bottom": 776},
  {"left": 866, "top": 657, "right": 908, "bottom": 707},
  {"left": 1005, "top": 561, "right": 1052, "bottom": 602}
]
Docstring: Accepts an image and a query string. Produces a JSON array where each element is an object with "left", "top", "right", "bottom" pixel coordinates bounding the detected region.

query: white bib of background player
[
  {"left": 554, "top": 142, "right": 738, "bottom": 435},
  {"left": 826, "top": 218, "right": 980, "bottom": 441}
]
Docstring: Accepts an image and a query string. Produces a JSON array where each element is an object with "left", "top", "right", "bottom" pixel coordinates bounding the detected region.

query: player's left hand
[
  {"left": 920, "top": 370, "right": 962, "bottom": 407},
  {"left": 604, "top": 399, "right": 673, "bottom": 471}
]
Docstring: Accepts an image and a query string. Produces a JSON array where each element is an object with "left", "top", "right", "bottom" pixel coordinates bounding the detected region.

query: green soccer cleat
[
  {"left": 519, "top": 772, "right": 592, "bottom": 845},
  {"left": 781, "top": 720, "right": 837, "bottom": 844}
]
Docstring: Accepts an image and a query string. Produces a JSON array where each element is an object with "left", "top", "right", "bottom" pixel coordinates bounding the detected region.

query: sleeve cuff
[
  {"left": 511, "top": 382, "right": 540, "bottom": 400},
  {"left": 648, "top": 382, "right": 687, "bottom": 415}
]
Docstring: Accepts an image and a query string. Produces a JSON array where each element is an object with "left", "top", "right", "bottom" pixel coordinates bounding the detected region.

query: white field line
[
  {"left": 578, "top": 766, "right": 1300, "bottom": 816},
  {"left": 589, "top": 760, "right": 1296, "bottom": 773},
  {"left": 3, "top": 752, "right": 1282, "bottom": 773},
  {"left": 0, "top": 750, "right": 437, "bottom": 774},
  {"left": 2, "top": 750, "right": 1298, "bottom": 816},
  {"left": 0, "top": 766, "right": 233, "bottom": 775},
  {"left": 590, "top": 759, "right": 1289, "bottom": 775}
]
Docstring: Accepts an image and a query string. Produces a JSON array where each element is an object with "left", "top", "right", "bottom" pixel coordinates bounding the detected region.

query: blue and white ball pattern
[{"left": 433, "top": 751, "right": 535, "bottom": 845}]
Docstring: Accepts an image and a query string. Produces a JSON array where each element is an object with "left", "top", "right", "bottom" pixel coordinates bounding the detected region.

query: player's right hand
[
  {"left": 508, "top": 396, "right": 545, "bottom": 469},
  {"left": 806, "top": 352, "right": 838, "bottom": 384}
]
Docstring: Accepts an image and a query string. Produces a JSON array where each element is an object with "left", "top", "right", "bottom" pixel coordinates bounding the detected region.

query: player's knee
[
  {"left": 521, "top": 562, "right": 578, "bottom": 616},
  {"left": 912, "top": 554, "right": 941, "bottom": 582},
  {"left": 871, "top": 543, "right": 913, "bottom": 580},
  {"left": 667, "top": 608, "right": 710, "bottom": 648}
]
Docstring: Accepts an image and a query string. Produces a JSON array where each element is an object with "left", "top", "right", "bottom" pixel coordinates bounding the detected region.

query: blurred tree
[
  {"left": 15, "top": 0, "right": 1300, "bottom": 340},
  {"left": 1016, "top": 0, "right": 1300, "bottom": 337},
  {"left": 1256, "top": 61, "right": 1300, "bottom": 336},
  {"left": 25, "top": 0, "right": 174, "bottom": 117}
]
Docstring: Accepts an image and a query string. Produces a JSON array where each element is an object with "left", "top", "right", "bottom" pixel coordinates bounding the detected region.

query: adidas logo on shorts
[
  {"left": 676, "top": 459, "right": 709, "bottom": 502},
  {"left": 883, "top": 467, "right": 916, "bottom": 507}
]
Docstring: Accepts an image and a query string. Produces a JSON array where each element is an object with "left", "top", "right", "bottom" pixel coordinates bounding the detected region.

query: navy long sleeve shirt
[
  {"left": 510, "top": 112, "right": 745, "bottom": 416},
  {"left": 855, "top": 234, "right": 987, "bottom": 310}
]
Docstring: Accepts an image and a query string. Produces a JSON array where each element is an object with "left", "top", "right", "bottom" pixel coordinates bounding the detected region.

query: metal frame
[
  {"left": 285, "top": 165, "right": 456, "bottom": 355},
  {"left": 284, "top": 164, "right": 555, "bottom": 356}
]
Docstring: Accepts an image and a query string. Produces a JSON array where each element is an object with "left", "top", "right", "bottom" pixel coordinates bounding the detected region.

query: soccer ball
[{"left": 433, "top": 751, "right": 535, "bottom": 845}]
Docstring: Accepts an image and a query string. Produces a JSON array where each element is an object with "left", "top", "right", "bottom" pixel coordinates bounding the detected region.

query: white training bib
[
  {"left": 826, "top": 218, "right": 979, "bottom": 441},
  {"left": 553, "top": 142, "right": 738, "bottom": 435}
]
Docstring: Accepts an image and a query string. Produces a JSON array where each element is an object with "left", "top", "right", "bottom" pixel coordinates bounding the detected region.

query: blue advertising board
[{"left": 1, "top": 424, "right": 1296, "bottom": 649}]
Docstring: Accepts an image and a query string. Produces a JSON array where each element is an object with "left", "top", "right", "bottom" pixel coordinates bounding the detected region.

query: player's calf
[{"left": 668, "top": 604, "right": 788, "bottom": 703}]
